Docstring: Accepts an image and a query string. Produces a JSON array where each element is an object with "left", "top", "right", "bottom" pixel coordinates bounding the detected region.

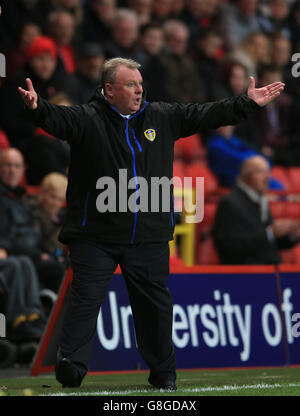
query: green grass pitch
[{"left": 0, "top": 367, "right": 300, "bottom": 396}]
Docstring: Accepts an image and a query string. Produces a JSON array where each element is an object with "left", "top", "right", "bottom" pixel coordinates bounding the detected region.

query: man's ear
[{"left": 105, "top": 82, "right": 113, "bottom": 98}]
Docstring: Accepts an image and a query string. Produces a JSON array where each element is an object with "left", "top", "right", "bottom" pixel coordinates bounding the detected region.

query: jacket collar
[{"left": 88, "top": 88, "right": 148, "bottom": 120}]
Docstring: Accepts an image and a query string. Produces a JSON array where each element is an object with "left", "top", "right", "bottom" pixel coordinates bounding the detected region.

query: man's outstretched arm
[
  {"left": 18, "top": 78, "right": 87, "bottom": 143},
  {"left": 169, "top": 76, "right": 285, "bottom": 139}
]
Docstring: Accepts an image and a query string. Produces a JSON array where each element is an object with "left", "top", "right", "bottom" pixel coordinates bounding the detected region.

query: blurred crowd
[
  {"left": 1, "top": 0, "right": 300, "bottom": 367},
  {"left": 1, "top": 0, "right": 300, "bottom": 170}
]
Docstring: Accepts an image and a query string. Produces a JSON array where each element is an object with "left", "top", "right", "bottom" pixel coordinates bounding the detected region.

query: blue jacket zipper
[
  {"left": 82, "top": 191, "right": 90, "bottom": 226},
  {"left": 125, "top": 119, "right": 139, "bottom": 244}
]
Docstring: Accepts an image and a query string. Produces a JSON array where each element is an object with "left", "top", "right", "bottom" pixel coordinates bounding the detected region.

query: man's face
[
  {"left": 112, "top": 18, "right": 138, "bottom": 49},
  {"left": 39, "top": 190, "right": 65, "bottom": 216},
  {"left": 106, "top": 65, "right": 143, "bottom": 114},
  {"left": 246, "top": 160, "right": 270, "bottom": 194},
  {"left": 30, "top": 52, "right": 56, "bottom": 80},
  {"left": 0, "top": 151, "right": 25, "bottom": 188},
  {"left": 78, "top": 55, "right": 104, "bottom": 81}
]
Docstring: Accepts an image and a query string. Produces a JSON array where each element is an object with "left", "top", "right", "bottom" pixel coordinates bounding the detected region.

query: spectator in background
[
  {"left": 255, "top": 65, "right": 298, "bottom": 166},
  {"left": 139, "top": 23, "right": 165, "bottom": 99},
  {"left": 47, "top": 10, "right": 76, "bottom": 74},
  {"left": 28, "top": 173, "right": 68, "bottom": 315},
  {"left": 33, "top": 0, "right": 84, "bottom": 31},
  {"left": 190, "top": 29, "right": 224, "bottom": 101},
  {"left": 82, "top": 0, "right": 116, "bottom": 44},
  {"left": 129, "top": 0, "right": 153, "bottom": 25},
  {"left": 182, "top": 0, "right": 223, "bottom": 49},
  {"left": 6, "top": 22, "right": 41, "bottom": 78},
  {"left": 258, "top": 0, "right": 290, "bottom": 38},
  {"left": 26, "top": 92, "right": 71, "bottom": 185},
  {"left": 0, "top": 0, "right": 41, "bottom": 52},
  {"left": 207, "top": 125, "right": 284, "bottom": 189},
  {"left": 65, "top": 43, "right": 105, "bottom": 104},
  {"left": 154, "top": 19, "right": 205, "bottom": 103},
  {"left": 0, "top": 36, "right": 66, "bottom": 156},
  {"left": 151, "top": 0, "right": 174, "bottom": 23},
  {"left": 0, "top": 149, "right": 66, "bottom": 302},
  {"left": 104, "top": 8, "right": 144, "bottom": 61},
  {"left": 221, "top": 0, "right": 260, "bottom": 50},
  {"left": 270, "top": 33, "right": 293, "bottom": 88},
  {"left": 219, "top": 59, "right": 260, "bottom": 147},
  {"left": 0, "top": 256, "right": 46, "bottom": 344},
  {"left": 213, "top": 155, "right": 300, "bottom": 265},
  {"left": 230, "top": 31, "right": 271, "bottom": 79},
  {"left": 288, "top": 0, "right": 300, "bottom": 52}
]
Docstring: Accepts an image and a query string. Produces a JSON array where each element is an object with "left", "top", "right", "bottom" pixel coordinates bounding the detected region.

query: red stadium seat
[
  {"left": 284, "top": 202, "right": 300, "bottom": 219},
  {"left": 280, "top": 249, "right": 294, "bottom": 264},
  {"left": 175, "top": 134, "right": 206, "bottom": 163},
  {"left": 271, "top": 166, "right": 290, "bottom": 190},
  {"left": 185, "top": 163, "right": 220, "bottom": 196},
  {"left": 197, "top": 236, "right": 219, "bottom": 265},
  {"left": 292, "top": 243, "right": 300, "bottom": 264},
  {"left": 287, "top": 167, "right": 300, "bottom": 194},
  {"left": 269, "top": 201, "right": 286, "bottom": 218}
]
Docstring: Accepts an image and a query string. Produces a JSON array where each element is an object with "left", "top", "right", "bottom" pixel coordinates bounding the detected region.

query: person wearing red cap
[{"left": 0, "top": 35, "right": 66, "bottom": 177}]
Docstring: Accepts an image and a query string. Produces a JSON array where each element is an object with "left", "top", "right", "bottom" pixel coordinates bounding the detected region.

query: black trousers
[{"left": 57, "top": 240, "right": 176, "bottom": 382}]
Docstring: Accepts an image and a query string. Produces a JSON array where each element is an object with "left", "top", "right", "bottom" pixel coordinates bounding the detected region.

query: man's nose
[{"left": 136, "top": 85, "right": 143, "bottom": 94}]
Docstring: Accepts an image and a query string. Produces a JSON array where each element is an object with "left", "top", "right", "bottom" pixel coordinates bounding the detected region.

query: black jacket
[
  {"left": 212, "top": 186, "right": 299, "bottom": 264},
  {"left": 0, "top": 181, "right": 42, "bottom": 258},
  {"left": 28, "top": 92, "right": 260, "bottom": 245}
]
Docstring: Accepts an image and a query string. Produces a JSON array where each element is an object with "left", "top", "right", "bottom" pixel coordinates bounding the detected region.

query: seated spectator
[
  {"left": 151, "top": 19, "right": 205, "bottom": 103},
  {"left": 28, "top": 173, "right": 69, "bottom": 315},
  {"left": 6, "top": 22, "right": 41, "bottom": 78},
  {"left": 129, "top": 0, "right": 153, "bottom": 25},
  {"left": 218, "top": 59, "right": 260, "bottom": 146},
  {"left": 255, "top": 65, "right": 298, "bottom": 166},
  {"left": 46, "top": 10, "right": 76, "bottom": 74},
  {"left": 213, "top": 155, "right": 300, "bottom": 265},
  {"left": 139, "top": 23, "right": 165, "bottom": 99},
  {"left": 104, "top": 8, "right": 144, "bottom": 62},
  {"left": 190, "top": 29, "right": 224, "bottom": 101},
  {"left": 82, "top": 0, "right": 116, "bottom": 44},
  {"left": 64, "top": 42, "right": 105, "bottom": 104},
  {"left": 25, "top": 92, "right": 71, "bottom": 185},
  {"left": 0, "top": 257, "right": 46, "bottom": 344},
  {"left": 258, "top": 0, "right": 290, "bottom": 38},
  {"left": 0, "top": 149, "right": 66, "bottom": 306},
  {"left": 230, "top": 31, "right": 271, "bottom": 79},
  {"left": 151, "top": 0, "right": 174, "bottom": 23},
  {"left": 182, "top": 0, "right": 223, "bottom": 49},
  {"left": 0, "top": 36, "right": 66, "bottom": 156},
  {"left": 221, "top": 0, "right": 260, "bottom": 50},
  {"left": 207, "top": 125, "right": 284, "bottom": 189}
]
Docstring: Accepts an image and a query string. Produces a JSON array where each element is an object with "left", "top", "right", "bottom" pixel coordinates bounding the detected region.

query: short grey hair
[
  {"left": 112, "top": 8, "right": 139, "bottom": 28},
  {"left": 102, "top": 57, "right": 141, "bottom": 87}
]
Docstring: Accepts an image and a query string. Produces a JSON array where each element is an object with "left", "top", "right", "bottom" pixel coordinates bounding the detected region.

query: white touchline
[{"left": 40, "top": 382, "right": 300, "bottom": 396}]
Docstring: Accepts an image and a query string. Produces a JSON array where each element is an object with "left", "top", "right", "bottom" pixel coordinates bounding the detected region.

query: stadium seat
[
  {"left": 287, "top": 167, "right": 300, "bottom": 194},
  {"left": 280, "top": 248, "right": 295, "bottom": 264},
  {"left": 284, "top": 202, "right": 300, "bottom": 219},
  {"left": 175, "top": 134, "right": 206, "bottom": 163},
  {"left": 185, "top": 163, "right": 219, "bottom": 196},
  {"left": 271, "top": 166, "right": 290, "bottom": 190},
  {"left": 197, "top": 236, "right": 219, "bottom": 265},
  {"left": 269, "top": 201, "right": 286, "bottom": 219}
]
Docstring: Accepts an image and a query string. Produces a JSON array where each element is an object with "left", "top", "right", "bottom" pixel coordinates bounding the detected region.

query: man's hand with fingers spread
[
  {"left": 247, "top": 76, "right": 285, "bottom": 107},
  {"left": 18, "top": 78, "right": 38, "bottom": 110}
]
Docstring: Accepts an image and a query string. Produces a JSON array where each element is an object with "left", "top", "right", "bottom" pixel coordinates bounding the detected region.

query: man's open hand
[
  {"left": 247, "top": 76, "right": 285, "bottom": 107},
  {"left": 18, "top": 78, "right": 38, "bottom": 110}
]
